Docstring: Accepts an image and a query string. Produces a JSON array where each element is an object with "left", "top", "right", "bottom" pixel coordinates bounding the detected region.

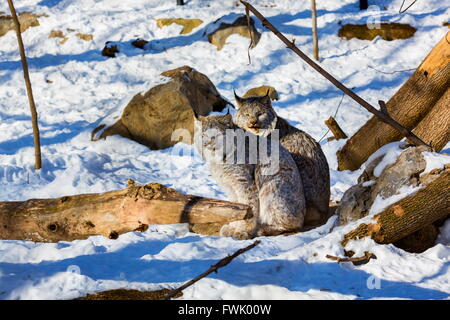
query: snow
[{"left": 0, "top": 0, "right": 449, "bottom": 300}]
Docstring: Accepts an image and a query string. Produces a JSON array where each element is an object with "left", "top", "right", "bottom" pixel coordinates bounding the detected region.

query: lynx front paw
[{"left": 220, "top": 220, "right": 255, "bottom": 240}]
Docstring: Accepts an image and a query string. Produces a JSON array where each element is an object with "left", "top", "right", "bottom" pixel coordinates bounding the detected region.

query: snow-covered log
[
  {"left": 0, "top": 181, "right": 252, "bottom": 242},
  {"left": 342, "top": 169, "right": 450, "bottom": 246}
]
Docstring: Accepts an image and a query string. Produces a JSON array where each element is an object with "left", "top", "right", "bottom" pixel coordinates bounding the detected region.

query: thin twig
[
  {"left": 399, "top": 0, "right": 419, "bottom": 14},
  {"left": 245, "top": 5, "right": 254, "bottom": 64},
  {"left": 368, "top": 65, "right": 416, "bottom": 74},
  {"left": 163, "top": 240, "right": 261, "bottom": 300},
  {"left": 240, "top": 0, "right": 430, "bottom": 149},
  {"left": 326, "top": 251, "right": 376, "bottom": 266},
  {"left": 6, "top": 0, "right": 42, "bottom": 170}
]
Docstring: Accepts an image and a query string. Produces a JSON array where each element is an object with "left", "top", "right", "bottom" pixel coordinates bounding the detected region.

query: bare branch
[
  {"left": 239, "top": 0, "right": 430, "bottom": 149},
  {"left": 6, "top": 0, "right": 42, "bottom": 169},
  {"left": 164, "top": 240, "right": 261, "bottom": 300}
]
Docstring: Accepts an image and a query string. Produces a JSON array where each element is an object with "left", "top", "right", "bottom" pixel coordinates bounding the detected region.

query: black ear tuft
[
  {"left": 234, "top": 90, "right": 244, "bottom": 105},
  {"left": 265, "top": 88, "right": 270, "bottom": 97},
  {"left": 192, "top": 107, "right": 200, "bottom": 120}
]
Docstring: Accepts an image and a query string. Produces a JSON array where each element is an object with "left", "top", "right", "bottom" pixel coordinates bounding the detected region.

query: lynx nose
[{"left": 248, "top": 120, "right": 259, "bottom": 128}]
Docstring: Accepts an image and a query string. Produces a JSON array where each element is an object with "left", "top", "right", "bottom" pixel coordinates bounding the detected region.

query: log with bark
[
  {"left": 342, "top": 169, "right": 450, "bottom": 246},
  {"left": 0, "top": 181, "right": 252, "bottom": 242},
  {"left": 412, "top": 88, "right": 450, "bottom": 152},
  {"left": 337, "top": 33, "right": 450, "bottom": 171}
]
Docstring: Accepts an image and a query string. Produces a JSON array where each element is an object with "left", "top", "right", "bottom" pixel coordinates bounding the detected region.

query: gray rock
[
  {"left": 370, "top": 145, "right": 428, "bottom": 200},
  {"left": 337, "top": 145, "right": 432, "bottom": 226}
]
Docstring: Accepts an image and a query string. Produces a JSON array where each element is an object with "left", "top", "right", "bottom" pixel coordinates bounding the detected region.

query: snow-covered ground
[{"left": 0, "top": 0, "right": 449, "bottom": 300}]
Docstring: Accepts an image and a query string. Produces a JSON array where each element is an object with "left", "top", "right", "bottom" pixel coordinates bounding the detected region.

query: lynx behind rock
[
  {"left": 193, "top": 113, "right": 305, "bottom": 238},
  {"left": 233, "top": 92, "right": 330, "bottom": 226}
]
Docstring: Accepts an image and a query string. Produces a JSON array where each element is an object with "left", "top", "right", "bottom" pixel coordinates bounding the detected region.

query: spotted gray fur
[
  {"left": 193, "top": 114, "right": 305, "bottom": 238},
  {"left": 233, "top": 93, "right": 330, "bottom": 226}
]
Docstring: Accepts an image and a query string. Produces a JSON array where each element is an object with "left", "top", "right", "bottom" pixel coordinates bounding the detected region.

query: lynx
[
  {"left": 193, "top": 113, "right": 306, "bottom": 239},
  {"left": 233, "top": 91, "right": 330, "bottom": 226}
]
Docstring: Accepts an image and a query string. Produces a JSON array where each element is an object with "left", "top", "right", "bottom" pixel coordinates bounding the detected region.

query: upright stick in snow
[
  {"left": 311, "top": 0, "right": 319, "bottom": 61},
  {"left": 6, "top": 0, "right": 42, "bottom": 170},
  {"left": 239, "top": 0, "right": 429, "bottom": 150},
  {"left": 360, "top": 0, "right": 369, "bottom": 10}
]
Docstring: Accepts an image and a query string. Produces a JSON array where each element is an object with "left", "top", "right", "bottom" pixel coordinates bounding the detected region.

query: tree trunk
[
  {"left": 337, "top": 33, "right": 450, "bottom": 171},
  {"left": 0, "top": 182, "right": 252, "bottom": 242},
  {"left": 6, "top": 0, "right": 42, "bottom": 170},
  {"left": 342, "top": 169, "right": 450, "bottom": 246},
  {"left": 412, "top": 88, "right": 450, "bottom": 152},
  {"left": 359, "top": 0, "right": 368, "bottom": 10},
  {"left": 310, "top": 0, "right": 319, "bottom": 61}
]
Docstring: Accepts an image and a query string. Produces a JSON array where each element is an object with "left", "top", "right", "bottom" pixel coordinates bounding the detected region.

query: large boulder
[
  {"left": 338, "top": 23, "right": 416, "bottom": 41},
  {"left": 93, "top": 66, "right": 228, "bottom": 150},
  {"left": 0, "top": 12, "right": 45, "bottom": 37},
  {"left": 207, "top": 15, "right": 261, "bottom": 50}
]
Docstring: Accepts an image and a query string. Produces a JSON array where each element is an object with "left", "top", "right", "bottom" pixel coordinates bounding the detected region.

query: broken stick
[
  {"left": 164, "top": 240, "right": 261, "bottom": 300},
  {"left": 325, "top": 116, "right": 348, "bottom": 140}
]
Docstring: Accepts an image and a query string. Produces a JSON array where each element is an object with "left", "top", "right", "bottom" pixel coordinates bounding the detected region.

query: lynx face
[
  {"left": 233, "top": 94, "right": 277, "bottom": 137},
  {"left": 193, "top": 114, "right": 235, "bottom": 163}
]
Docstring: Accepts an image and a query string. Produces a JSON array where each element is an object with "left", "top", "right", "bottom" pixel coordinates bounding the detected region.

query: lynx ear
[
  {"left": 233, "top": 90, "right": 244, "bottom": 108},
  {"left": 192, "top": 108, "right": 200, "bottom": 120},
  {"left": 261, "top": 91, "right": 272, "bottom": 105}
]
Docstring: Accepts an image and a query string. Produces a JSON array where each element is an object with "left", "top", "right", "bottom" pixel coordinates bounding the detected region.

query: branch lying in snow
[
  {"left": 239, "top": 0, "right": 430, "bottom": 149},
  {"left": 326, "top": 251, "right": 377, "bottom": 266},
  {"left": 164, "top": 240, "right": 261, "bottom": 300}
]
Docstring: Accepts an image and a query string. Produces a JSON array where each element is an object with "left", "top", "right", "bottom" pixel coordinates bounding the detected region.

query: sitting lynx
[
  {"left": 193, "top": 113, "right": 306, "bottom": 238},
  {"left": 233, "top": 91, "right": 330, "bottom": 226}
]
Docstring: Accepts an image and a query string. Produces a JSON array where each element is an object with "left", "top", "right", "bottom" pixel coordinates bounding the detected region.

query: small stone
[
  {"left": 207, "top": 15, "right": 261, "bottom": 50},
  {"left": 76, "top": 33, "right": 93, "bottom": 41},
  {"left": 131, "top": 39, "right": 149, "bottom": 49},
  {"left": 0, "top": 12, "right": 45, "bottom": 37},
  {"left": 156, "top": 18, "right": 203, "bottom": 35},
  {"left": 49, "top": 29, "right": 68, "bottom": 44},
  {"left": 244, "top": 85, "right": 279, "bottom": 101},
  {"left": 102, "top": 42, "right": 119, "bottom": 58},
  {"left": 338, "top": 23, "right": 416, "bottom": 41}
]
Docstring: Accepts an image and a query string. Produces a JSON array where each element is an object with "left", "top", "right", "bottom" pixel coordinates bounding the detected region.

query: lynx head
[
  {"left": 233, "top": 90, "right": 277, "bottom": 137},
  {"left": 193, "top": 113, "right": 235, "bottom": 163}
]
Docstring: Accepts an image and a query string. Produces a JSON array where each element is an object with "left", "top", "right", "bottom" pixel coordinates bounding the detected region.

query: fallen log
[
  {"left": 412, "top": 88, "right": 450, "bottom": 151},
  {"left": 0, "top": 181, "right": 252, "bottom": 242},
  {"left": 337, "top": 33, "right": 450, "bottom": 171},
  {"left": 342, "top": 169, "right": 450, "bottom": 246}
]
